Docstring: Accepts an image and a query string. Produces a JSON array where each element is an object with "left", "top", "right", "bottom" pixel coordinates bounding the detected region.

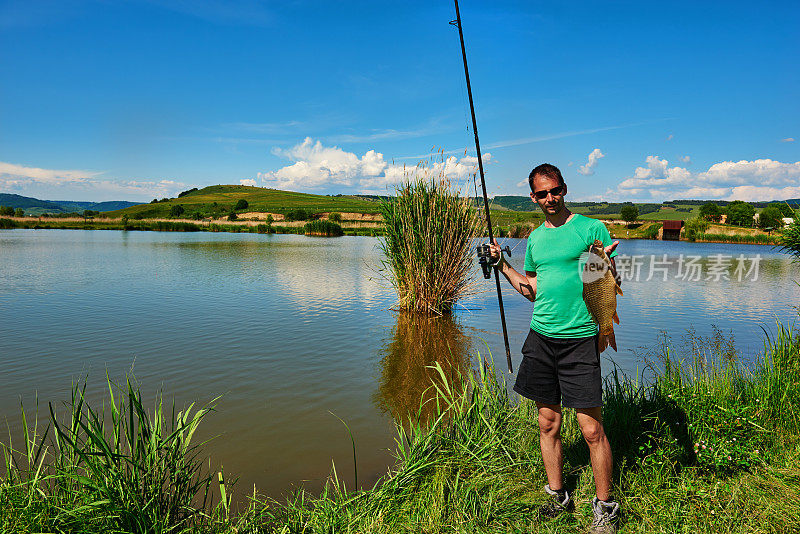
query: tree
[
  {"left": 228, "top": 211, "right": 238, "bottom": 221},
  {"left": 620, "top": 204, "right": 639, "bottom": 226},
  {"left": 235, "top": 199, "right": 249, "bottom": 210},
  {"left": 169, "top": 205, "right": 185, "bottom": 217},
  {"left": 699, "top": 202, "right": 722, "bottom": 222},
  {"left": 776, "top": 203, "right": 796, "bottom": 218},
  {"left": 758, "top": 206, "right": 783, "bottom": 230},
  {"left": 726, "top": 201, "right": 755, "bottom": 227},
  {"left": 285, "top": 209, "right": 309, "bottom": 221},
  {"left": 0, "top": 206, "right": 14, "bottom": 216},
  {"left": 14, "top": 208, "right": 24, "bottom": 217},
  {"left": 328, "top": 212, "right": 342, "bottom": 222}
]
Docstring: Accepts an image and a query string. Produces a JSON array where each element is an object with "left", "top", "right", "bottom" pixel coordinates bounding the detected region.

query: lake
[{"left": 1, "top": 229, "right": 798, "bottom": 500}]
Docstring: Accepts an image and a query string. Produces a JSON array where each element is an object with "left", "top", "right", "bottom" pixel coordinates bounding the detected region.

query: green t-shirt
[{"left": 523, "top": 214, "right": 617, "bottom": 338}]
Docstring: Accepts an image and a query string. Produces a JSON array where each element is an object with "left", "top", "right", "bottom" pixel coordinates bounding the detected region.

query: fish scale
[{"left": 583, "top": 239, "right": 623, "bottom": 351}]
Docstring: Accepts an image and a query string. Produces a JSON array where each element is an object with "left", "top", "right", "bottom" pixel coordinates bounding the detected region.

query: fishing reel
[{"left": 476, "top": 243, "right": 511, "bottom": 279}]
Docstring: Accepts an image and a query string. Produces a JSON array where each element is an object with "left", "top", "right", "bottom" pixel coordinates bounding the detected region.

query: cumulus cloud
[
  {"left": 257, "top": 137, "right": 489, "bottom": 193},
  {"left": 577, "top": 148, "right": 605, "bottom": 176},
  {"left": 0, "top": 161, "right": 184, "bottom": 201},
  {"left": 782, "top": 137, "right": 795, "bottom": 143},
  {"left": 239, "top": 178, "right": 257, "bottom": 186},
  {"left": 612, "top": 156, "right": 800, "bottom": 201}
]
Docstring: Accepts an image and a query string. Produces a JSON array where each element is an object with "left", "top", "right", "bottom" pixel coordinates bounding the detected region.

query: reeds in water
[
  {"left": 379, "top": 160, "right": 482, "bottom": 314},
  {"left": 304, "top": 220, "right": 344, "bottom": 237}
]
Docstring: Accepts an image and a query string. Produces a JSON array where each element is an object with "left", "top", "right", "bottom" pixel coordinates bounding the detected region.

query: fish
[{"left": 582, "top": 239, "right": 623, "bottom": 352}]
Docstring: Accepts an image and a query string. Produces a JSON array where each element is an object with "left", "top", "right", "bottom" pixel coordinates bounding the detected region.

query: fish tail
[
  {"left": 608, "top": 330, "right": 617, "bottom": 351},
  {"left": 613, "top": 311, "right": 619, "bottom": 324}
]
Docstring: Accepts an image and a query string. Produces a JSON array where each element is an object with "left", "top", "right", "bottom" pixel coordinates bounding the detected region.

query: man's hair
[{"left": 528, "top": 163, "right": 565, "bottom": 191}]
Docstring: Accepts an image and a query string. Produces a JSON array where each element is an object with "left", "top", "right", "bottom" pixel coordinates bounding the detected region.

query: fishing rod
[{"left": 450, "top": 0, "right": 514, "bottom": 374}]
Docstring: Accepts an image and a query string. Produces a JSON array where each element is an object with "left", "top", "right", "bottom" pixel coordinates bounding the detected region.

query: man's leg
[
  {"left": 576, "top": 407, "right": 612, "bottom": 501},
  {"left": 536, "top": 402, "right": 564, "bottom": 491}
]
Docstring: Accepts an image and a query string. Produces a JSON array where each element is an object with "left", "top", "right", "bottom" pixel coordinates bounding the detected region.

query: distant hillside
[
  {"left": 106, "top": 185, "right": 382, "bottom": 219},
  {"left": 0, "top": 193, "right": 140, "bottom": 215}
]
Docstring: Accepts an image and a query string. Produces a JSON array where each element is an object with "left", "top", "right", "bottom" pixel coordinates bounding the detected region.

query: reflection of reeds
[
  {"left": 374, "top": 312, "right": 471, "bottom": 425},
  {"left": 379, "top": 160, "right": 481, "bottom": 314}
]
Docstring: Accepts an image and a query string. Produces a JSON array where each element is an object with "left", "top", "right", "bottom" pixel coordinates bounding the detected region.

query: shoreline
[{"left": 1, "top": 216, "right": 784, "bottom": 245}]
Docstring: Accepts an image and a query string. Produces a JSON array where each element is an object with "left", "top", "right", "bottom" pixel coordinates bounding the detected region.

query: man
[{"left": 489, "top": 163, "right": 621, "bottom": 533}]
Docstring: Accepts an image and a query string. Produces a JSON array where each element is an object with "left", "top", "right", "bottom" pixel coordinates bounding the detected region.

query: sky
[{"left": 1, "top": 0, "right": 798, "bottom": 203}]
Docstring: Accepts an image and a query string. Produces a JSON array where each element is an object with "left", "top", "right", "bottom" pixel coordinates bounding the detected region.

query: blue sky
[{"left": 1, "top": 0, "right": 798, "bottom": 202}]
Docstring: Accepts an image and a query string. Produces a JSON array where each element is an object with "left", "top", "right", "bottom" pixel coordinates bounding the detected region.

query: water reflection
[{"left": 374, "top": 312, "right": 471, "bottom": 425}]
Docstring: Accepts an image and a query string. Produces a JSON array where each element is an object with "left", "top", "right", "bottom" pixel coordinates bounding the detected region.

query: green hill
[
  {"left": 106, "top": 185, "right": 382, "bottom": 219},
  {"left": 0, "top": 193, "right": 140, "bottom": 216}
]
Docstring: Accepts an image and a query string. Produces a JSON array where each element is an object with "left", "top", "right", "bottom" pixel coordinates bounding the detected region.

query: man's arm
[{"left": 489, "top": 239, "right": 537, "bottom": 302}]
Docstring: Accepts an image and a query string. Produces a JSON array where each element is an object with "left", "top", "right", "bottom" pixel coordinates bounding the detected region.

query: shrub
[
  {"left": 191, "top": 211, "right": 203, "bottom": 220},
  {"left": 0, "top": 217, "right": 17, "bottom": 229},
  {"left": 379, "top": 161, "right": 481, "bottom": 314},
  {"left": 0, "top": 205, "right": 14, "bottom": 216},
  {"left": 133, "top": 213, "right": 144, "bottom": 220},
  {"left": 642, "top": 222, "right": 662, "bottom": 239},
  {"left": 235, "top": 199, "right": 249, "bottom": 210},
  {"left": 684, "top": 218, "right": 710, "bottom": 242},
  {"left": 14, "top": 208, "right": 24, "bottom": 217},
  {"left": 758, "top": 206, "right": 783, "bottom": 229},
  {"left": 227, "top": 211, "right": 238, "bottom": 221},
  {"left": 169, "top": 205, "right": 185, "bottom": 217},
  {"left": 285, "top": 209, "right": 309, "bottom": 221},
  {"left": 700, "top": 202, "right": 722, "bottom": 222},
  {"left": 304, "top": 220, "right": 343, "bottom": 237},
  {"left": 620, "top": 204, "right": 639, "bottom": 226},
  {"left": 328, "top": 212, "right": 342, "bottom": 222},
  {"left": 727, "top": 200, "right": 755, "bottom": 226}
]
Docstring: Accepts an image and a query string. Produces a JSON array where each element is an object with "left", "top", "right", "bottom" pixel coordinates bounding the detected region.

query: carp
[{"left": 582, "top": 240, "right": 623, "bottom": 352}]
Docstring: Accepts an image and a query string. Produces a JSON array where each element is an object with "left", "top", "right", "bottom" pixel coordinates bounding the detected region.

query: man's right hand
[{"left": 488, "top": 238, "right": 505, "bottom": 266}]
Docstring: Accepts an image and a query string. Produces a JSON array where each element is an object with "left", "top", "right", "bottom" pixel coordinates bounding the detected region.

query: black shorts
[{"left": 513, "top": 329, "right": 602, "bottom": 409}]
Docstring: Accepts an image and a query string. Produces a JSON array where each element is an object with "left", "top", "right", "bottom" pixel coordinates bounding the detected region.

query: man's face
[{"left": 530, "top": 174, "right": 567, "bottom": 216}]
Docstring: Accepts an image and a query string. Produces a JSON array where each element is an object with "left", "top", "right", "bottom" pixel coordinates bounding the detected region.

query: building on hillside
[
  {"left": 662, "top": 220, "right": 684, "bottom": 240},
  {"left": 783, "top": 217, "right": 794, "bottom": 227}
]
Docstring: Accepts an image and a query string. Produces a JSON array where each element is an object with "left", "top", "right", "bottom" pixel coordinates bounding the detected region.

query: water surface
[{"left": 1, "top": 230, "right": 797, "bottom": 499}]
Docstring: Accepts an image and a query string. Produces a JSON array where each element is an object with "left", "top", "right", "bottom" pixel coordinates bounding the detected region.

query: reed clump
[
  {"left": 304, "top": 220, "right": 344, "bottom": 237},
  {"left": 379, "top": 160, "right": 482, "bottom": 314}
]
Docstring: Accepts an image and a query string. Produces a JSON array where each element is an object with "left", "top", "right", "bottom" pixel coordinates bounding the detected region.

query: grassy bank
[{"left": 3, "top": 321, "right": 799, "bottom": 532}]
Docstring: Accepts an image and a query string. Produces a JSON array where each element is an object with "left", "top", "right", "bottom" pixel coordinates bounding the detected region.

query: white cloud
[
  {"left": 781, "top": 137, "right": 795, "bottom": 143},
  {"left": 239, "top": 178, "right": 257, "bottom": 186},
  {"left": 257, "top": 137, "right": 489, "bottom": 193},
  {"left": 577, "top": 148, "right": 605, "bottom": 176},
  {"left": 0, "top": 161, "right": 184, "bottom": 201},
  {"left": 612, "top": 156, "right": 800, "bottom": 201},
  {"left": 680, "top": 155, "right": 691, "bottom": 163},
  {"left": 667, "top": 134, "right": 674, "bottom": 141}
]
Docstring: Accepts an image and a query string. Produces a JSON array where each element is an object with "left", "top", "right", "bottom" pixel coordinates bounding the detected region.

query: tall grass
[
  {"left": 779, "top": 219, "right": 800, "bottom": 257},
  {"left": 1, "top": 377, "right": 218, "bottom": 533},
  {"left": 695, "top": 232, "right": 780, "bottom": 244},
  {"left": 304, "top": 220, "right": 344, "bottom": 237},
  {"left": 379, "top": 161, "right": 482, "bottom": 314}
]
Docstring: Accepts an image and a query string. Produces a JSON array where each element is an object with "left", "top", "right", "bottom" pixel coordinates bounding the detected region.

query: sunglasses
[{"left": 533, "top": 185, "right": 564, "bottom": 200}]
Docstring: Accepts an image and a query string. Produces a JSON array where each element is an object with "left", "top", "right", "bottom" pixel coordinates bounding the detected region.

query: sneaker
[
  {"left": 538, "top": 484, "right": 573, "bottom": 519},
  {"left": 588, "top": 496, "right": 620, "bottom": 533}
]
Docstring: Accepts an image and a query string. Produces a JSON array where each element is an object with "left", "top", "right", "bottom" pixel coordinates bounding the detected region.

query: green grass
[{"left": 104, "top": 185, "right": 381, "bottom": 219}]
